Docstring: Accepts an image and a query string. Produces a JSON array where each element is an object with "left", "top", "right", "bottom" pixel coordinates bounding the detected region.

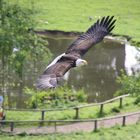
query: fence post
[
  {"left": 94, "top": 120, "right": 98, "bottom": 132},
  {"left": 54, "top": 122, "right": 57, "bottom": 133},
  {"left": 41, "top": 110, "right": 45, "bottom": 121},
  {"left": 122, "top": 116, "right": 126, "bottom": 126},
  {"left": 10, "top": 122, "right": 14, "bottom": 132},
  {"left": 40, "top": 110, "right": 45, "bottom": 125},
  {"left": 75, "top": 107, "right": 79, "bottom": 119},
  {"left": 100, "top": 104, "right": 104, "bottom": 115},
  {"left": 119, "top": 98, "right": 123, "bottom": 108}
]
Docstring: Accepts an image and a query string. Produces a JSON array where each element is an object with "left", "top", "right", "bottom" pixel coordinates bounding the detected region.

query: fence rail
[
  {"left": 5, "top": 94, "right": 130, "bottom": 120},
  {"left": 1, "top": 110, "right": 140, "bottom": 133},
  {"left": 77, "top": 94, "right": 129, "bottom": 108},
  {"left": 1, "top": 94, "right": 139, "bottom": 134}
]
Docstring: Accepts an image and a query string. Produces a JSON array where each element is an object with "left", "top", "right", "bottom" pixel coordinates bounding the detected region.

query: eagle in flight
[{"left": 36, "top": 16, "right": 116, "bottom": 90}]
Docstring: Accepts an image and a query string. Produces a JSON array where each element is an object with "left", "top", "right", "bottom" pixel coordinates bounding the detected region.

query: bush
[
  {"left": 134, "top": 95, "right": 140, "bottom": 105},
  {"left": 116, "top": 71, "right": 140, "bottom": 96},
  {"left": 116, "top": 71, "right": 140, "bottom": 105},
  {"left": 24, "top": 86, "right": 87, "bottom": 109},
  {"left": 111, "top": 107, "right": 120, "bottom": 113}
]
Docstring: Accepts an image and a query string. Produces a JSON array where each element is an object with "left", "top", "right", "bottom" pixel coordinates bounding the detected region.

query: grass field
[
  {"left": 1, "top": 123, "right": 140, "bottom": 140},
  {"left": 9, "top": 0, "right": 140, "bottom": 42}
]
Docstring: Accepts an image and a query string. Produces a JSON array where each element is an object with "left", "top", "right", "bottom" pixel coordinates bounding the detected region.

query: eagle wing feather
[{"left": 66, "top": 16, "right": 116, "bottom": 56}]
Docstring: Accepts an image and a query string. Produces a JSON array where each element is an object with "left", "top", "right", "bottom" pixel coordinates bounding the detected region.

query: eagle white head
[{"left": 76, "top": 59, "right": 88, "bottom": 67}]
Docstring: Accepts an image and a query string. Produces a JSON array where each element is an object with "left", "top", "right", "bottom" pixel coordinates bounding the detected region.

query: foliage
[
  {"left": 134, "top": 96, "right": 140, "bottom": 105},
  {"left": 111, "top": 107, "right": 120, "bottom": 113},
  {"left": 116, "top": 71, "right": 140, "bottom": 96},
  {"left": 0, "top": 0, "right": 51, "bottom": 75},
  {"left": 24, "top": 86, "right": 87, "bottom": 109},
  {"left": 0, "top": 0, "right": 51, "bottom": 100},
  {"left": 116, "top": 71, "right": 140, "bottom": 104}
]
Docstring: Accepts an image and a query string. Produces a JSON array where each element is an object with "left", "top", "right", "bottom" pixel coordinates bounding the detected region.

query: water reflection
[
  {"left": 46, "top": 37, "right": 140, "bottom": 102},
  {"left": 1, "top": 35, "right": 140, "bottom": 108},
  {"left": 125, "top": 43, "right": 140, "bottom": 75}
]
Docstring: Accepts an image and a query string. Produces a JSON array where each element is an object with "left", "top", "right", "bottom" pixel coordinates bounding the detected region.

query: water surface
[
  {"left": 1, "top": 35, "right": 140, "bottom": 108},
  {"left": 46, "top": 36, "right": 140, "bottom": 102}
]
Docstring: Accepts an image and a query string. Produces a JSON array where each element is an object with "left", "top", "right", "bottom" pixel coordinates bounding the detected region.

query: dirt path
[{"left": 1, "top": 112, "right": 140, "bottom": 135}]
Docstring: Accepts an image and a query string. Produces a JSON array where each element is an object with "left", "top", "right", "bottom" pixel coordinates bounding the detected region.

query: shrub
[
  {"left": 24, "top": 86, "right": 87, "bottom": 109},
  {"left": 116, "top": 70, "right": 140, "bottom": 104},
  {"left": 111, "top": 107, "right": 120, "bottom": 113},
  {"left": 116, "top": 71, "right": 140, "bottom": 96},
  {"left": 134, "top": 95, "right": 140, "bottom": 105}
]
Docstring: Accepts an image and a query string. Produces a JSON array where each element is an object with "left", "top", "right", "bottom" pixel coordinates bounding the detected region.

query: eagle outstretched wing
[
  {"left": 36, "top": 16, "right": 116, "bottom": 90},
  {"left": 66, "top": 16, "right": 116, "bottom": 57}
]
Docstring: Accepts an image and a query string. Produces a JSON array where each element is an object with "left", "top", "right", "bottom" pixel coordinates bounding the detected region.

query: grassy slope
[
  {"left": 1, "top": 123, "right": 140, "bottom": 140},
  {"left": 10, "top": 0, "right": 140, "bottom": 42}
]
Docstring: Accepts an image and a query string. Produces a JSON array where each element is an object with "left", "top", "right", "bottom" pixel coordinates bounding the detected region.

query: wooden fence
[
  {"left": 0, "top": 110, "right": 140, "bottom": 133},
  {"left": 5, "top": 94, "right": 130, "bottom": 120},
  {"left": 1, "top": 94, "right": 140, "bottom": 134}
]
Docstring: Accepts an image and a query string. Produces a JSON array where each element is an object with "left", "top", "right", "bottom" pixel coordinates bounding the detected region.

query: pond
[
  {"left": 1, "top": 33, "right": 140, "bottom": 108},
  {"left": 45, "top": 35, "right": 140, "bottom": 103}
]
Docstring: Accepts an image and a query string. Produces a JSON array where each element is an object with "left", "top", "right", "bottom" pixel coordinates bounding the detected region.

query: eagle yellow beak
[{"left": 83, "top": 60, "right": 88, "bottom": 65}]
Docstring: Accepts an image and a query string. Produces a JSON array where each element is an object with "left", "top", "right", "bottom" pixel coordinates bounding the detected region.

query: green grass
[
  {"left": 1, "top": 123, "right": 140, "bottom": 140},
  {"left": 9, "top": 0, "right": 140, "bottom": 42},
  {"left": 5, "top": 96, "right": 140, "bottom": 122}
]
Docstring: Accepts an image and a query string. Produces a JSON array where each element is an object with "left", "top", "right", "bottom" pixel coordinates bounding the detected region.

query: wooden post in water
[
  {"left": 75, "top": 107, "right": 79, "bottom": 119},
  {"left": 10, "top": 122, "right": 14, "bottom": 132},
  {"left": 119, "top": 98, "right": 123, "bottom": 108}
]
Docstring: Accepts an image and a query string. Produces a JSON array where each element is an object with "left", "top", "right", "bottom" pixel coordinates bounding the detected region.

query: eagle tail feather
[{"left": 36, "top": 74, "right": 58, "bottom": 90}]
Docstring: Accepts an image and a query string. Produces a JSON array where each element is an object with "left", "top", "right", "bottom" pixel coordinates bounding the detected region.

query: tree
[{"left": 0, "top": 0, "right": 51, "bottom": 108}]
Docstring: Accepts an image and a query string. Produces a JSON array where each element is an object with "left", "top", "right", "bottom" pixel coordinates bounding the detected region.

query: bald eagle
[{"left": 36, "top": 16, "right": 116, "bottom": 90}]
